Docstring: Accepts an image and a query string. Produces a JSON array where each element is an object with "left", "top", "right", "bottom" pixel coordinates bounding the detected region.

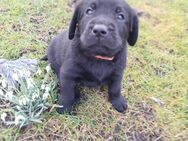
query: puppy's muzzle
[
  {"left": 92, "top": 24, "right": 108, "bottom": 37},
  {"left": 89, "top": 16, "right": 115, "bottom": 39}
]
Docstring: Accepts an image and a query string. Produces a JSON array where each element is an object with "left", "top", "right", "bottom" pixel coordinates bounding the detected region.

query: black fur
[{"left": 47, "top": 0, "right": 139, "bottom": 114}]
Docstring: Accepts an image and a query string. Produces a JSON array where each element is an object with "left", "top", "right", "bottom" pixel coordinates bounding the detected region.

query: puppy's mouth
[
  {"left": 81, "top": 44, "right": 118, "bottom": 61},
  {"left": 80, "top": 34, "right": 121, "bottom": 60},
  {"left": 81, "top": 48, "right": 115, "bottom": 61},
  {"left": 94, "top": 55, "right": 114, "bottom": 61}
]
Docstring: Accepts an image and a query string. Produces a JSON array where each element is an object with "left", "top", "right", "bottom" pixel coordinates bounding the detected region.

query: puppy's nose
[{"left": 92, "top": 24, "right": 108, "bottom": 37}]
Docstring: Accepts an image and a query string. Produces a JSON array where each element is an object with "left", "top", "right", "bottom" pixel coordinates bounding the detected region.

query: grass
[{"left": 0, "top": 0, "right": 188, "bottom": 140}]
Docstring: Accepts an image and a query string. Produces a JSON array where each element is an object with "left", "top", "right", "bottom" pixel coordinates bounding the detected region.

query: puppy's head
[{"left": 69, "top": 0, "right": 139, "bottom": 57}]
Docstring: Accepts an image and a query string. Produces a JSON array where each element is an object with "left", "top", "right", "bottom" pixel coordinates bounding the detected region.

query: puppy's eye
[
  {"left": 117, "top": 13, "right": 125, "bottom": 20},
  {"left": 86, "top": 8, "right": 94, "bottom": 15}
]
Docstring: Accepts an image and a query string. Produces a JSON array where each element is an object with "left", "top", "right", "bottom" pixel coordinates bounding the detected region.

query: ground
[{"left": 0, "top": 0, "right": 188, "bottom": 140}]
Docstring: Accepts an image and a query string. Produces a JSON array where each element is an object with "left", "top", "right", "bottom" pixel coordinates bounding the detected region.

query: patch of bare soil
[
  {"left": 29, "top": 13, "right": 57, "bottom": 44},
  {"left": 137, "top": 10, "right": 151, "bottom": 19},
  {"left": 153, "top": 63, "right": 176, "bottom": 78},
  {"left": 0, "top": 8, "right": 10, "bottom": 13},
  {"left": 112, "top": 102, "right": 164, "bottom": 141}
]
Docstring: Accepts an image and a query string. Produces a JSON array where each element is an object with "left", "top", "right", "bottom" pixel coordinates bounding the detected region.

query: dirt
[
  {"left": 137, "top": 10, "right": 151, "bottom": 19},
  {"left": 153, "top": 63, "right": 176, "bottom": 78}
]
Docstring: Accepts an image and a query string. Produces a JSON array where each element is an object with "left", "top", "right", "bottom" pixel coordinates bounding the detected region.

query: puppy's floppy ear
[
  {"left": 127, "top": 9, "right": 139, "bottom": 46},
  {"left": 68, "top": 6, "right": 80, "bottom": 40}
]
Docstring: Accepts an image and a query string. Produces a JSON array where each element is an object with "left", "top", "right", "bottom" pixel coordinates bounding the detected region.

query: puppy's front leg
[
  {"left": 108, "top": 76, "right": 128, "bottom": 113},
  {"left": 57, "top": 74, "right": 76, "bottom": 114}
]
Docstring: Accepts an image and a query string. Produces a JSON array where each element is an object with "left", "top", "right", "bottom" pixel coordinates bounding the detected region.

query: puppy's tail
[{"left": 40, "top": 55, "right": 48, "bottom": 61}]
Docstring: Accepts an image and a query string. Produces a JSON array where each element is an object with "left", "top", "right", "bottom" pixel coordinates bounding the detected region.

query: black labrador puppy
[{"left": 47, "top": 0, "right": 139, "bottom": 114}]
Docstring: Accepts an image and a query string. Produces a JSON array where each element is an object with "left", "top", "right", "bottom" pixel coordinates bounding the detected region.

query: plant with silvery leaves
[{"left": 0, "top": 65, "right": 58, "bottom": 128}]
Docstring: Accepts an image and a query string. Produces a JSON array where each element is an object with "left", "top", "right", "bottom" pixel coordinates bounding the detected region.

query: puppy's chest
[{"left": 80, "top": 61, "right": 114, "bottom": 85}]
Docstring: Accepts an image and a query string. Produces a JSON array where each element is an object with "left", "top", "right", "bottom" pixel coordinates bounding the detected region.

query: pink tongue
[{"left": 95, "top": 55, "right": 114, "bottom": 61}]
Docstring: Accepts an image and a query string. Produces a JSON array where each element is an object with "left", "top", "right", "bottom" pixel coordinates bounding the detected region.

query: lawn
[{"left": 0, "top": 0, "right": 188, "bottom": 140}]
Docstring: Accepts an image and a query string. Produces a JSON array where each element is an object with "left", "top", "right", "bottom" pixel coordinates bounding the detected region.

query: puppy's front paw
[
  {"left": 110, "top": 96, "right": 128, "bottom": 113},
  {"left": 56, "top": 98, "right": 80, "bottom": 115},
  {"left": 56, "top": 105, "right": 73, "bottom": 115}
]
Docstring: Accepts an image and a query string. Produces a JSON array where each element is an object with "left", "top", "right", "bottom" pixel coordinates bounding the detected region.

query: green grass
[{"left": 0, "top": 0, "right": 188, "bottom": 140}]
